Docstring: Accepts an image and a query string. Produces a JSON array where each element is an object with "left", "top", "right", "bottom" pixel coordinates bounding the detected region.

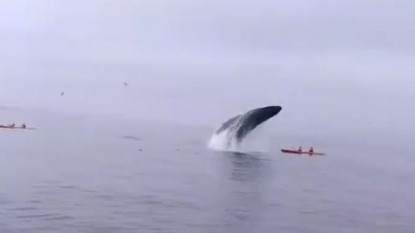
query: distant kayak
[
  {"left": 0, "top": 125, "right": 36, "bottom": 130},
  {"left": 281, "top": 149, "right": 325, "bottom": 156}
]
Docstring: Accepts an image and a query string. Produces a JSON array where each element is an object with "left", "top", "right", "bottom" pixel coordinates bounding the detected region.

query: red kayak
[{"left": 281, "top": 149, "right": 325, "bottom": 156}]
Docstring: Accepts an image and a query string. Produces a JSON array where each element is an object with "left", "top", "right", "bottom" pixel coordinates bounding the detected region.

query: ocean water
[{"left": 0, "top": 109, "right": 414, "bottom": 233}]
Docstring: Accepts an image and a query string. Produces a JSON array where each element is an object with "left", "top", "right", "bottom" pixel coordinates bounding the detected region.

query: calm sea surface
[{"left": 0, "top": 111, "right": 414, "bottom": 233}]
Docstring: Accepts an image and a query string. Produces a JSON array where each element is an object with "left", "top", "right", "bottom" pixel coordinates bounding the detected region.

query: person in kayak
[
  {"left": 21, "top": 123, "right": 26, "bottom": 129},
  {"left": 298, "top": 146, "right": 302, "bottom": 152},
  {"left": 308, "top": 147, "right": 314, "bottom": 156}
]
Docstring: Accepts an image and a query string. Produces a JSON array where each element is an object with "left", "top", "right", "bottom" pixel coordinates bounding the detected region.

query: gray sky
[{"left": 1, "top": 0, "right": 414, "bottom": 132}]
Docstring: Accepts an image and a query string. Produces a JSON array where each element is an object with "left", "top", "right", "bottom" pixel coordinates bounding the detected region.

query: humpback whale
[{"left": 212, "top": 106, "right": 282, "bottom": 148}]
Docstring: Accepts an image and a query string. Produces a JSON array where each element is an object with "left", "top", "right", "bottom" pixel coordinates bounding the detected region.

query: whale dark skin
[{"left": 215, "top": 106, "right": 282, "bottom": 143}]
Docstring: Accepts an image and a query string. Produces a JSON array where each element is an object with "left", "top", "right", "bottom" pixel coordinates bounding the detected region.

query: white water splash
[
  {"left": 208, "top": 129, "right": 240, "bottom": 152},
  {"left": 207, "top": 126, "right": 270, "bottom": 153}
]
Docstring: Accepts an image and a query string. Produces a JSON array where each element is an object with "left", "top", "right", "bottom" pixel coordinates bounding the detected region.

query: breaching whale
[{"left": 213, "top": 106, "right": 282, "bottom": 147}]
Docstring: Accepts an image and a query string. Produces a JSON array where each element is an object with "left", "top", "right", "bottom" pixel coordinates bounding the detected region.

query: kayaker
[
  {"left": 308, "top": 147, "right": 314, "bottom": 156},
  {"left": 309, "top": 147, "right": 314, "bottom": 153},
  {"left": 298, "top": 146, "right": 302, "bottom": 152},
  {"left": 22, "top": 123, "right": 26, "bottom": 129}
]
